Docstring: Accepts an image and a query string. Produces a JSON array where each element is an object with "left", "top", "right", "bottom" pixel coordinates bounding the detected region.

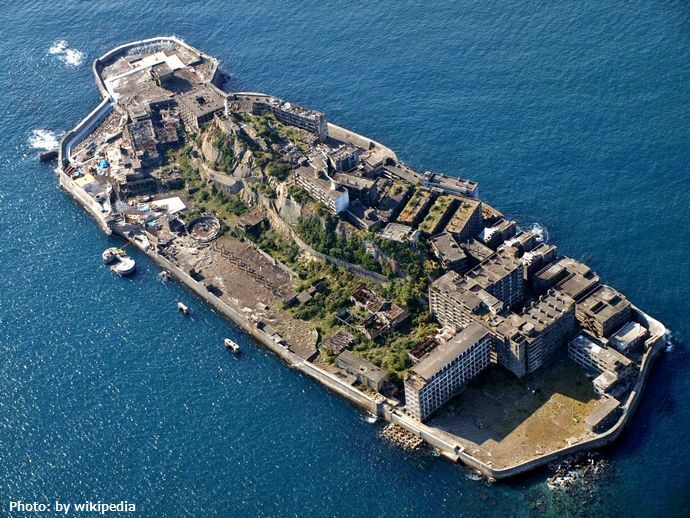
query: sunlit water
[{"left": 1, "top": 1, "right": 688, "bottom": 516}]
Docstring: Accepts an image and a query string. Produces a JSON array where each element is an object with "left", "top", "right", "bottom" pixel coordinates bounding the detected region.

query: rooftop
[
  {"left": 445, "top": 197, "right": 482, "bottom": 234},
  {"left": 337, "top": 350, "right": 388, "bottom": 384},
  {"left": 578, "top": 285, "right": 631, "bottom": 321},
  {"left": 412, "top": 322, "right": 491, "bottom": 381}
]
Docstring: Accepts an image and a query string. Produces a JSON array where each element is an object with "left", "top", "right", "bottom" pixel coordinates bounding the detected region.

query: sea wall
[
  {"left": 126, "top": 239, "right": 378, "bottom": 416},
  {"left": 58, "top": 99, "right": 114, "bottom": 168},
  {"left": 59, "top": 172, "right": 112, "bottom": 235},
  {"left": 327, "top": 122, "right": 397, "bottom": 161}
]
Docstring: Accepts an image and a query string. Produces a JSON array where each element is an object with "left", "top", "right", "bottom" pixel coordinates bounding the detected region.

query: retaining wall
[{"left": 266, "top": 206, "right": 388, "bottom": 284}]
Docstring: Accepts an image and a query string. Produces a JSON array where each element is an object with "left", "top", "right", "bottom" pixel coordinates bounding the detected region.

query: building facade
[{"left": 404, "top": 322, "right": 492, "bottom": 421}]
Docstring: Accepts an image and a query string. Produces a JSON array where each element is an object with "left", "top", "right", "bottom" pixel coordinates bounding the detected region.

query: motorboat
[
  {"left": 177, "top": 302, "right": 189, "bottom": 315},
  {"left": 224, "top": 338, "right": 240, "bottom": 353},
  {"left": 102, "top": 247, "right": 124, "bottom": 264},
  {"left": 110, "top": 255, "right": 136, "bottom": 276}
]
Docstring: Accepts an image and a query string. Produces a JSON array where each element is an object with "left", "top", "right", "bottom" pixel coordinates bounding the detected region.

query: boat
[
  {"left": 363, "top": 413, "right": 378, "bottom": 424},
  {"left": 158, "top": 271, "right": 170, "bottom": 282},
  {"left": 224, "top": 338, "right": 240, "bottom": 353},
  {"left": 110, "top": 256, "right": 136, "bottom": 276},
  {"left": 177, "top": 302, "right": 189, "bottom": 315},
  {"left": 102, "top": 247, "right": 124, "bottom": 264}
]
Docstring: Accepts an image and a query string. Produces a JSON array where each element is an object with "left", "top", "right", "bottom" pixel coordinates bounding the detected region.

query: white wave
[
  {"left": 664, "top": 330, "right": 676, "bottom": 353},
  {"left": 518, "top": 222, "right": 550, "bottom": 243},
  {"left": 49, "top": 39, "right": 68, "bottom": 54},
  {"left": 48, "top": 39, "right": 84, "bottom": 67},
  {"left": 28, "top": 129, "right": 63, "bottom": 151}
]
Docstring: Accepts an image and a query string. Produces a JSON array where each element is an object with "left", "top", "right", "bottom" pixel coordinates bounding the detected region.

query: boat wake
[
  {"left": 48, "top": 39, "right": 84, "bottom": 67},
  {"left": 29, "top": 129, "right": 63, "bottom": 151}
]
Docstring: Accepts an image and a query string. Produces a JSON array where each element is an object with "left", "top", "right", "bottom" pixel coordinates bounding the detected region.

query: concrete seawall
[
  {"left": 56, "top": 36, "right": 667, "bottom": 481},
  {"left": 123, "top": 235, "right": 379, "bottom": 417}
]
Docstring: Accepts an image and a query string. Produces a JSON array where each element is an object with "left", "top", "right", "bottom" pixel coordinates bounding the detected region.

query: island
[{"left": 56, "top": 37, "right": 667, "bottom": 480}]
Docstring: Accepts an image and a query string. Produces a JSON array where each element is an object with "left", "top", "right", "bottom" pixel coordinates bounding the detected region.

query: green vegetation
[
  {"left": 296, "top": 216, "right": 381, "bottom": 273},
  {"left": 174, "top": 146, "right": 248, "bottom": 221},
  {"left": 288, "top": 185, "right": 309, "bottom": 204},
  {"left": 419, "top": 195, "right": 453, "bottom": 234},
  {"left": 266, "top": 159, "right": 292, "bottom": 181},
  {"left": 254, "top": 228, "right": 300, "bottom": 266}
]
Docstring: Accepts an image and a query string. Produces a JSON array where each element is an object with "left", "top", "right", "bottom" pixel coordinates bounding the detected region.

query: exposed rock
[
  {"left": 233, "top": 149, "right": 255, "bottom": 178},
  {"left": 201, "top": 136, "right": 221, "bottom": 166}
]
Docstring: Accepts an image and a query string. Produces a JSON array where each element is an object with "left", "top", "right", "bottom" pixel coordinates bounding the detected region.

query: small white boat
[
  {"left": 102, "top": 247, "right": 124, "bottom": 264},
  {"left": 177, "top": 302, "right": 189, "bottom": 315},
  {"left": 224, "top": 338, "right": 240, "bottom": 353},
  {"left": 110, "top": 255, "right": 136, "bottom": 276},
  {"left": 363, "top": 413, "right": 378, "bottom": 424}
]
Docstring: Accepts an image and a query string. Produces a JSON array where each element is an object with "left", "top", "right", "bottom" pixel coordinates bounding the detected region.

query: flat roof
[
  {"left": 412, "top": 322, "right": 490, "bottom": 381},
  {"left": 337, "top": 350, "right": 388, "bottom": 383}
]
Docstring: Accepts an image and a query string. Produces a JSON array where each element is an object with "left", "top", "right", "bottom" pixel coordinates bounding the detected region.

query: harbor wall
[
  {"left": 59, "top": 172, "right": 112, "bottom": 236},
  {"left": 126, "top": 240, "right": 378, "bottom": 416},
  {"left": 327, "top": 122, "right": 398, "bottom": 161},
  {"left": 58, "top": 99, "right": 114, "bottom": 167}
]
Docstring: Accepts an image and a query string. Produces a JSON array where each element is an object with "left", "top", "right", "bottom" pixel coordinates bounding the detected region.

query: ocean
[{"left": 1, "top": 1, "right": 688, "bottom": 516}]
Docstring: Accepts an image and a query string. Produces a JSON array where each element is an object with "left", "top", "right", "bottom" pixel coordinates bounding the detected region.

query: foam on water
[
  {"left": 48, "top": 39, "right": 84, "bottom": 67},
  {"left": 519, "top": 223, "right": 550, "bottom": 243},
  {"left": 28, "top": 129, "right": 63, "bottom": 150}
]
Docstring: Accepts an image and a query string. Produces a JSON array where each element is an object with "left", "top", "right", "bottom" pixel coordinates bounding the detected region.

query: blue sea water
[{"left": 1, "top": 1, "right": 689, "bottom": 516}]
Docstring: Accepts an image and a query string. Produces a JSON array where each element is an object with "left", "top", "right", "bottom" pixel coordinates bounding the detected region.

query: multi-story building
[
  {"left": 418, "top": 196, "right": 457, "bottom": 235},
  {"left": 429, "top": 270, "right": 504, "bottom": 330},
  {"left": 404, "top": 322, "right": 492, "bottom": 421},
  {"left": 490, "top": 290, "right": 576, "bottom": 376},
  {"left": 429, "top": 232, "right": 468, "bottom": 271},
  {"left": 294, "top": 160, "right": 349, "bottom": 214},
  {"left": 463, "top": 249, "right": 526, "bottom": 309},
  {"left": 328, "top": 144, "right": 361, "bottom": 172},
  {"left": 332, "top": 172, "right": 378, "bottom": 205},
  {"left": 444, "top": 197, "right": 483, "bottom": 242},
  {"left": 533, "top": 257, "right": 600, "bottom": 301},
  {"left": 430, "top": 268, "right": 575, "bottom": 378},
  {"left": 459, "top": 238, "right": 494, "bottom": 266},
  {"left": 568, "top": 333, "right": 635, "bottom": 396},
  {"left": 177, "top": 86, "right": 226, "bottom": 132},
  {"left": 478, "top": 219, "right": 517, "bottom": 249},
  {"left": 520, "top": 243, "right": 558, "bottom": 281},
  {"left": 520, "top": 290, "right": 577, "bottom": 372},
  {"left": 576, "top": 285, "right": 631, "bottom": 338},
  {"left": 421, "top": 171, "right": 479, "bottom": 199},
  {"left": 249, "top": 95, "right": 328, "bottom": 141}
]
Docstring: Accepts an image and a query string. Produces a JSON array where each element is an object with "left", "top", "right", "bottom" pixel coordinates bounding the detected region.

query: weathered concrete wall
[
  {"left": 327, "top": 122, "right": 397, "bottom": 161},
  {"left": 59, "top": 173, "right": 112, "bottom": 235}
]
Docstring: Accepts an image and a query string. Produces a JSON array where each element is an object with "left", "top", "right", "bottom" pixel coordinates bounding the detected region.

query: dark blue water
[{"left": 1, "top": 1, "right": 688, "bottom": 516}]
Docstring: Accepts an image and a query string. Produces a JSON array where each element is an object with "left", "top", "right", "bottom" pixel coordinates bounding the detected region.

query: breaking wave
[
  {"left": 48, "top": 39, "right": 84, "bottom": 67},
  {"left": 519, "top": 222, "right": 550, "bottom": 243},
  {"left": 28, "top": 129, "right": 63, "bottom": 150},
  {"left": 664, "top": 330, "right": 676, "bottom": 353}
]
